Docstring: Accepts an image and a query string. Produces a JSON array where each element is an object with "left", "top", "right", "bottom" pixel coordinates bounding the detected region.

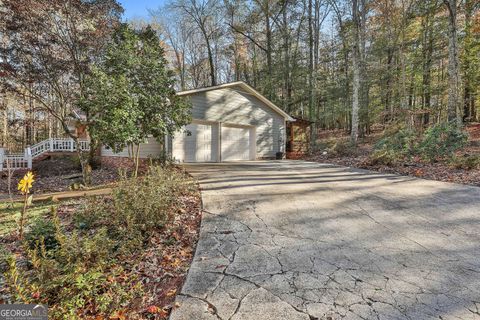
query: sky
[{"left": 118, "top": 0, "right": 165, "bottom": 20}]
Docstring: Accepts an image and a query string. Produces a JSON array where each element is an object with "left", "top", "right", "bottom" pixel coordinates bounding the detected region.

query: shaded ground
[
  {"left": 307, "top": 124, "right": 480, "bottom": 187},
  {"left": 171, "top": 161, "right": 480, "bottom": 320},
  {"left": 134, "top": 191, "right": 202, "bottom": 319}
]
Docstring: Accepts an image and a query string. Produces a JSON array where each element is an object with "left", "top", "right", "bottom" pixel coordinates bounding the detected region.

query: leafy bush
[
  {"left": 450, "top": 154, "right": 480, "bottom": 170},
  {"left": 25, "top": 216, "right": 58, "bottom": 251},
  {"left": 111, "top": 165, "right": 196, "bottom": 233},
  {"left": 368, "top": 125, "right": 418, "bottom": 166},
  {"left": 368, "top": 149, "right": 399, "bottom": 166},
  {"left": 320, "top": 138, "right": 356, "bottom": 157},
  {"left": 75, "top": 165, "right": 196, "bottom": 253},
  {"left": 374, "top": 126, "right": 418, "bottom": 158},
  {"left": 370, "top": 122, "right": 468, "bottom": 165},
  {"left": 417, "top": 122, "right": 468, "bottom": 162}
]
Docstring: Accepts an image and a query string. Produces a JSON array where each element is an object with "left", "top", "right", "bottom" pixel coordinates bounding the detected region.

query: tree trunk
[
  {"left": 358, "top": 0, "right": 368, "bottom": 137},
  {"left": 351, "top": 0, "right": 361, "bottom": 144},
  {"left": 308, "top": 0, "right": 315, "bottom": 149},
  {"left": 444, "top": 0, "right": 462, "bottom": 125},
  {"left": 265, "top": 1, "right": 273, "bottom": 98},
  {"left": 462, "top": 0, "right": 476, "bottom": 122},
  {"left": 282, "top": 5, "right": 290, "bottom": 113},
  {"left": 73, "top": 137, "right": 91, "bottom": 186},
  {"left": 421, "top": 6, "right": 433, "bottom": 125},
  {"left": 204, "top": 32, "right": 216, "bottom": 86}
]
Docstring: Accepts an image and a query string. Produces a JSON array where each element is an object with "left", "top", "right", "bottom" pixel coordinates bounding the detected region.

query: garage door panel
[
  {"left": 172, "top": 123, "right": 216, "bottom": 162},
  {"left": 221, "top": 126, "right": 252, "bottom": 161}
]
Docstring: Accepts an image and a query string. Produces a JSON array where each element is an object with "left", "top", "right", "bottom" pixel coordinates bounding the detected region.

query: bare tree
[{"left": 170, "top": 0, "right": 222, "bottom": 86}]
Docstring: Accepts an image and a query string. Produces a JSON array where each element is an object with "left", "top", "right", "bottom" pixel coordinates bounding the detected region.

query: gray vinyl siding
[
  {"left": 188, "top": 87, "right": 285, "bottom": 158},
  {"left": 101, "top": 137, "right": 162, "bottom": 158}
]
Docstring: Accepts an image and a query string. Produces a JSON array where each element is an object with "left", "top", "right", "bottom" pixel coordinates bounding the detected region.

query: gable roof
[{"left": 177, "top": 81, "right": 295, "bottom": 122}]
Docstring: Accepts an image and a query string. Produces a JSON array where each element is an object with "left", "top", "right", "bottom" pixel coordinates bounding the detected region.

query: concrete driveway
[{"left": 170, "top": 160, "right": 480, "bottom": 320}]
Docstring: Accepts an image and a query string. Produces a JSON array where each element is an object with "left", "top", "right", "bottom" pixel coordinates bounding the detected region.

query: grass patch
[{"left": 0, "top": 200, "right": 56, "bottom": 236}]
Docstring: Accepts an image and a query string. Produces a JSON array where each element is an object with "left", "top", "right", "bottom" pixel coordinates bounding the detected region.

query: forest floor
[{"left": 306, "top": 123, "right": 480, "bottom": 187}]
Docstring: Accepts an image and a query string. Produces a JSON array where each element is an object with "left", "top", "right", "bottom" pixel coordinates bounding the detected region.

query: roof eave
[{"left": 177, "top": 81, "right": 295, "bottom": 122}]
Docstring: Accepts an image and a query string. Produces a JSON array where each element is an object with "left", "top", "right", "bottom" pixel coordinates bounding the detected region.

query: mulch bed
[{"left": 133, "top": 193, "right": 202, "bottom": 319}]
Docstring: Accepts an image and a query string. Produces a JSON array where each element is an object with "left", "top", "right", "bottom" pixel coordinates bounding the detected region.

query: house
[
  {"left": 0, "top": 82, "right": 294, "bottom": 171},
  {"left": 102, "top": 81, "right": 295, "bottom": 162}
]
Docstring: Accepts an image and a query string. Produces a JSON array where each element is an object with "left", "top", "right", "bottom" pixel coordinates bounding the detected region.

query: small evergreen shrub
[
  {"left": 450, "top": 154, "right": 480, "bottom": 170},
  {"left": 320, "top": 137, "right": 357, "bottom": 157},
  {"left": 374, "top": 127, "right": 418, "bottom": 158},
  {"left": 111, "top": 165, "right": 196, "bottom": 233},
  {"left": 368, "top": 124, "right": 418, "bottom": 165},
  {"left": 368, "top": 149, "right": 399, "bottom": 166},
  {"left": 417, "top": 122, "right": 468, "bottom": 162},
  {"left": 25, "top": 216, "right": 58, "bottom": 251}
]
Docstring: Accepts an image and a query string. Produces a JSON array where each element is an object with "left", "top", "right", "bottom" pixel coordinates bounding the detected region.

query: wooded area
[
  {"left": 1, "top": 0, "right": 479, "bottom": 156},
  {"left": 147, "top": 0, "right": 479, "bottom": 142}
]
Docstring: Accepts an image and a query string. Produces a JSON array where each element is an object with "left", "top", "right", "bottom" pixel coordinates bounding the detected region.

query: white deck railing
[{"left": 0, "top": 138, "right": 90, "bottom": 171}]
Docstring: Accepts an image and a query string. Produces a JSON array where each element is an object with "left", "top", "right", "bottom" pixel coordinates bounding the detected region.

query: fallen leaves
[
  {"left": 109, "top": 310, "right": 127, "bottom": 320},
  {"left": 133, "top": 189, "right": 202, "bottom": 319},
  {"left": 166, "top": 289, "right": 177, "bottom": 297}
]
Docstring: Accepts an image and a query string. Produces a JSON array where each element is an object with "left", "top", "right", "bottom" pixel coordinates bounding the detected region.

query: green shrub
[
  {"left": 74, "top": 165, "right": 196, "bottom": 253},
  {"left": 450, "top": 154, "right": 480, "bottom": 170},
  {"left": 323, "top": 138, "right": 356, "bottom": 156},
  {"left": 4, "top": 212, "right": 140, "bottom": 318},
  {"left": 73, "top": 197, "right": 112, "bottom": 230},
  {"left": 112, "top": 165, "right": 195, "bottom": 233},
  {"left": 368, "top": 124, "right": 418, "bottom": 165},
  {"left": 374, "top": 126, "right": 418, "bottom": 157},
  {"left": 368, "top": 149, "right": 399, "bottom": 166},
  {"left": 25, "top": 217, "right": 58, "bottom": 251},
  {"left": 418, "top": 122, "right": 468, "bottom": 162}
]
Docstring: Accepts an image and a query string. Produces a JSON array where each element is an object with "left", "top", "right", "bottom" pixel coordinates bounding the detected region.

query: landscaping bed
[
  {"left": 0, "top": 165, "right": 202, "bottom": 319},
  {"left": 307, "top": 123, "right": 480, "bottom": 187}
]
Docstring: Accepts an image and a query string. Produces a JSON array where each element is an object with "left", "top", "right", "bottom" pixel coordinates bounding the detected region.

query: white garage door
[
  {"left": 172, "top": 123, "right": 215, "bottom": 162},
  {"left": 221, "top": 125, "right": 252, "bottom": 161}
]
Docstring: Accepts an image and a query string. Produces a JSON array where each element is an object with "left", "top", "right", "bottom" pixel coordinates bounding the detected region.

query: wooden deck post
[{"left": 25, "top": 147, "right": 32, "bottom": 169}]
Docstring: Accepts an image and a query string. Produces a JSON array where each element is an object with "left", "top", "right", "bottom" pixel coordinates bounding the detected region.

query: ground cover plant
[{"left": 0, "top": 164, "right": 202, "bottom": 319}]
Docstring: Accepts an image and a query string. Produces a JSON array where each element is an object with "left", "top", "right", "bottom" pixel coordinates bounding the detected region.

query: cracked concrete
[{"left": 169, "top": 160, "right": 480, "bottom": 320}]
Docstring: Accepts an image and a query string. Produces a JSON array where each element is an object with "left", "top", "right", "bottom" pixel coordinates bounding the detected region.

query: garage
[
  {"left": 169, "top": 81, "right": 295, "bottom": 163},
  {"left": 102, "top": 82, "right": 293, "bottom": 162}
]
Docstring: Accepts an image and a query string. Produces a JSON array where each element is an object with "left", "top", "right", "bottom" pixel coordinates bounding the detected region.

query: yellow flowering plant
[
  {"left": 18, "top": 171, "right": 34, "bottom": 194},
  {"left": 18, "top": 171, "right": 35, "bottom": 240}
]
